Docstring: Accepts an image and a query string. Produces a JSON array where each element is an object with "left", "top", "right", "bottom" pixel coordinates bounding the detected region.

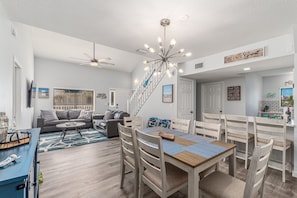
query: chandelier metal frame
[{"left": 143, "top": 18, "right": 192, "bottom": 77}]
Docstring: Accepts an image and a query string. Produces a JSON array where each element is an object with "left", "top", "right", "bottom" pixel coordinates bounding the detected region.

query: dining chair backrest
[
  {"left": 118, "top": 123, "right": 139, "bottom": 197},
  {"left": 254, "top": 116, "right": 290, "bottom": 183},
  {"left": 199, "top": 139, "right": 274, "bottom": 198},
  {"left": 193, "top": 120, "right": 221, "bottom": 140},
  {"left": 244, "top": 139, "right": 274, "bottom": 197},
  {"left": 224, "top": 114, "right": 249, "bottom": 141},
  {"left": 170, "top": 118, "right": 190, "bottom": 133},
  {"left": 254, "top": 117, "right": 287, "bottom": 148},
  {"left": 118, "top": 123, "right": 137, "bottom": 166},
  {"left": 124, "top": 116, "right": 143, "bottom": 129},
  {"left": 134, "top": 129, "right": 166, "bottom": 195},
  {"left": 202, "top": 112, "right": 221, "bottom": 124}
]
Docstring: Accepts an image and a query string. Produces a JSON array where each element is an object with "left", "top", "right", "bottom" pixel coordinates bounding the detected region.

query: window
[
  {"left": 109, "top": 89, "right": 116, "bottom": 107},
  {"left": 53, "top": 88, "right": 94, "bottom": 110}
]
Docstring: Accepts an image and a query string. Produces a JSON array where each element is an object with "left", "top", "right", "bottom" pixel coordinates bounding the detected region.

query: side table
[{"left": 0, "top": 128, "right": 40, "bottom": 198}]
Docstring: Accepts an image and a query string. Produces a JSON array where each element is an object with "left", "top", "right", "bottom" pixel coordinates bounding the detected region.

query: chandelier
[{"left": 143, "top": 18, "right": 192, "bottom": 77}]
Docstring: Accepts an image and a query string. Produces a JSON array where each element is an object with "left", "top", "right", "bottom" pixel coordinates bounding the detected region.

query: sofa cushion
[
  {"left": 44, "top": 119, "right": 68, "bottom": 126},
  {"left": 68, "top": 110, "right": 81, "bottom": 119},
  {"left": 94, "top": 119, "right": 106, "bottom": 126},
  {"left": 41, "top": 110, "right": 58, "bottom": 121},
  {"left": 56, "top": 110, "right": 68, "bottom": 120},
  {"left": 78, "top": 110, "right": 93, "bottom": 121}
]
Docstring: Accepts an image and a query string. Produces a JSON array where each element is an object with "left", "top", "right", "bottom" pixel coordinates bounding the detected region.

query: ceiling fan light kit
[
  {"left": 143, "top": 18, "right": 191, "bottom": 77},
  {"left": 79, "top": 42, "right": 114, "bottom": 67}
]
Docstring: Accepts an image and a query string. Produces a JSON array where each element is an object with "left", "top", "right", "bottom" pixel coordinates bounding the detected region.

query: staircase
[{"left": 129, "top": 63, "right": 166, "bottom": 116}]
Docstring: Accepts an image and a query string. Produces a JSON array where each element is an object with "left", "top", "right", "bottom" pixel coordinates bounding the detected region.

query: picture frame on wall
[
  {"left": 38, "top": 87, "right": 49, "bottom": 98},
  {"left": 227, "top": 86, "right": 241, "bottom": 101},
  {"left": 162, "top": 84, "right": 173, "bottom": 103}
]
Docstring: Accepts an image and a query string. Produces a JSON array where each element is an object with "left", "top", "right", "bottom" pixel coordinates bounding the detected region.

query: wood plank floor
[{"left": 39, "top": 138, "right": 297, "bottom": 198}]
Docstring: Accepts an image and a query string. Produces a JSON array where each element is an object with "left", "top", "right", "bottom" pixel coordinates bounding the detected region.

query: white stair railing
[{"left": 129, "top": 63, "right": 166, "bottom": 116}]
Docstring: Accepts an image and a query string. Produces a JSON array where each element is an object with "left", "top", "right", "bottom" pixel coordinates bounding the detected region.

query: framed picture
[
  {"left": 227, "top": 86, "right": 241, "bottom": 101},
  {"left": 162, "top": 84, "right": 173, "bottom": 103},
  {"left": 280, "top": 87, "right": 294, "bottom": 107},
  {"left": 38, "top": 87, "right": 49, "bottom": 98}
]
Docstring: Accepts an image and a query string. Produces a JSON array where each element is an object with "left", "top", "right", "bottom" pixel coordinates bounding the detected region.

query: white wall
[
  {"left": 34, "top": 58, "right": 131, "bottom": 125},
  {"left": 222, "top": 77, "right": 246, "bottom": 115},
  {"left": 0, "top": 3, "right": 34, "bottom": 129},
  {"left": 262, "top": 74, "right": 294, "bottom": 101},
  {"left": 137, "top": 74, "right": 178, "bottom": 127},
  {"left": 179, "top": 34, "right": 294, "bottom": 76},
  {"left": 245, "top": 73, "right": 262, "bottom": 116}
]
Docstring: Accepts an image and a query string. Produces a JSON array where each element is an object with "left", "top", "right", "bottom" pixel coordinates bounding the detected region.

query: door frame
[
  {"left": 201, "top": 81, "right": 224, "bottom": 117},
  {"left": 13, "top": 56, "right": 22, "bottom": 128}
]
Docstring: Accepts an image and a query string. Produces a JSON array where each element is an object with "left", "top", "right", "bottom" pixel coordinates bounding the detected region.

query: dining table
[{"left": 141, "top": 127, "right": 236, "bottom": 198}]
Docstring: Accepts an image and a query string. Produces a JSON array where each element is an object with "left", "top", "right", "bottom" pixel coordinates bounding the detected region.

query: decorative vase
[{"left": 0, "top": 112, "right": 9, "bottom": 143}]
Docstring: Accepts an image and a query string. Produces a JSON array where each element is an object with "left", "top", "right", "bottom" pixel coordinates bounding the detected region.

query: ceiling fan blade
[
  {"left": 102, "top": 57, "right": 112, "bottom": 61},
  {"left": 99, "top": 61, "right": 115, "bottom": 66}
]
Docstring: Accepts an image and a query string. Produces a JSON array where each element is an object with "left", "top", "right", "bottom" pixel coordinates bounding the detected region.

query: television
[{"left": 27, "top": 80, "right": 34, "bottom": 108}]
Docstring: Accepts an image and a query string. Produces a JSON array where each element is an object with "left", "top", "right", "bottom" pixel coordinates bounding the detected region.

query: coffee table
[{"left": 56, "top": 122, "right": 86, "bottom": 141}]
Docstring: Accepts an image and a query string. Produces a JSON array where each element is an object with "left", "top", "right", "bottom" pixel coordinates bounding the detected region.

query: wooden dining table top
[{"left": 140, "top": 127, "right": 236, "bottom": 167}]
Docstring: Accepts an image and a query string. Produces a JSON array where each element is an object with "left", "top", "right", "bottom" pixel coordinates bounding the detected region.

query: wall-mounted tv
[
  {"left": 280, "top": 87, "right": 293, "bottom": 107},
  {"left": 27, "top": 80, "right": 34, "bottom": 108}
]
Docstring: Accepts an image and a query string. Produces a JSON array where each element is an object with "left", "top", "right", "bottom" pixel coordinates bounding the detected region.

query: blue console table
[{"left": 0, "top": 128, "right": 40, "bottom": 198}]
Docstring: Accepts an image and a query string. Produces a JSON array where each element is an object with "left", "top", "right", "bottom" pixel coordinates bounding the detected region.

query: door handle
[{"left": 190, "top": 111, "right": 193, "bottom": 114}]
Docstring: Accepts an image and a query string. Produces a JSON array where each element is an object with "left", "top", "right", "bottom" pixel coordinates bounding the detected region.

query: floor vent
[{"left": 195, "top": 63, "right": 203, "bottom": 69}]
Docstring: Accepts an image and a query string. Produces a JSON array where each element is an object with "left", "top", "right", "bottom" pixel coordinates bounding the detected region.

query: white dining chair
[
  {"left": 225, "top": 114, "right": 254, "bottom": 169},
  {"left": 254, "top": 117, "right": 292, "bottom": 182},
  {"left": 200, "top": 139, "right": 274, "bottom": 198},
  {"left": 118, "top": 123, "right": 138, "bottom": 197},
  {"left": 123, "top": 116, "right": 143, "bottom": 129},
  {"left": 202, "top": 112, "right": 224, "bottom": 136},
  {"left": 170, "top": 118, "right": 190, "bottom": 133},
  {"left": 193, "top": 120, "right": 221, "bottom": 140},
  {"left": 193, "top": 120, "right": 221, "bottom": 178},
  {"left": 134, "top": 129, "right": 188, "bottom": 198}
]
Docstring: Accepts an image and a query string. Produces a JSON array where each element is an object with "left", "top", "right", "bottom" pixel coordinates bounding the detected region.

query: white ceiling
[{"left": 2, "top": 0, "right": 297, "bottom": 74}]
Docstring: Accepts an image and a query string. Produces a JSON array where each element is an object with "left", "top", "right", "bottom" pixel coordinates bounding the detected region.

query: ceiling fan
[{"left": 79, "top": 42, "right": 114, "bottom": 67}]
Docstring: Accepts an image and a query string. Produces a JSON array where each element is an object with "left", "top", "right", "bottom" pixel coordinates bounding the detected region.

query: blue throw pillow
[{"left": 147, "top": 117, "right": 158, "bottom": 127}]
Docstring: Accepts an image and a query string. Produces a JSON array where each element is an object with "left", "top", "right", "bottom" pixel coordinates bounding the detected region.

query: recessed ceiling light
[
  {"left": 243, "top": 67, "right": 251, "bottom": 71},
  {"left": 179, "top": 15, "right": 189, "bottom": 21}
]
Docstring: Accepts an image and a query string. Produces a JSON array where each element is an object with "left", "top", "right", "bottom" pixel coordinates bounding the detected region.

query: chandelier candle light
[{"left": 143, "top": 18, "right": 192, "bottom": 77}]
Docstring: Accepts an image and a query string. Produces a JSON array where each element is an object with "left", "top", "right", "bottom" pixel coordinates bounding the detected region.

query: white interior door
[
  {"left": 202, "top": 82, "right": 223, "bottom": 114},
  {"left": 178, "top": 78, "right": 195, "bottom": 121}
]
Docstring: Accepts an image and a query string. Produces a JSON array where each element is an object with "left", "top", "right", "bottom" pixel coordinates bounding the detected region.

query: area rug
[{"left": 38, "top": 129, "right": 108, "bottom": 153}]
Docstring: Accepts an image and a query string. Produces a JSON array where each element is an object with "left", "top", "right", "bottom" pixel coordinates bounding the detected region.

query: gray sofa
[
  {"left": 37, "top": 109, "right": 93, "bottom": 133},
  {"left": 93, "top": 110, "right": 129, "bottom": 138}
]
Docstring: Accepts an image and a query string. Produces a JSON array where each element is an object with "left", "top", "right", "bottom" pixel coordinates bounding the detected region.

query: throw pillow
[
  {"left": 56, "top": 110, "right": 68, "bottom": 120},
  {"left": 68, "top": 110, "right": 81, "bottom": 119},
  {"left": 40, "top": 110, "right": 58, "bottom": 121},
  {"left": 147, "top": 117, "right": 158, "bottom": 127},
  {"left": 103, "top": 111, "right": 113, "bottom": 120},
  {"left": 113, "top": 111, "right": 122, "bottom": 119},
  {"left": 78, "top": 110, "right": 93, "bottom": 121},
  {"left": 158, "top": 119, "right": 171, "bottom": 128}
]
